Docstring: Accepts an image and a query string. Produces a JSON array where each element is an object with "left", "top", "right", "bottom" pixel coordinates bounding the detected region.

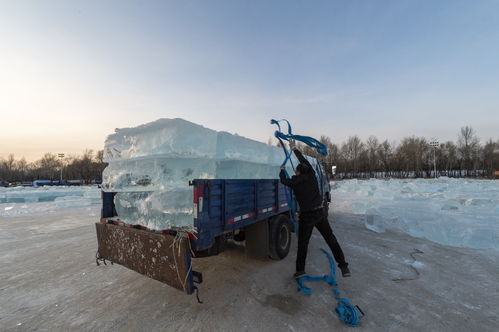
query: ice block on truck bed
[{"left": 102, "top": 118, "right": 318, "bottom": 230}]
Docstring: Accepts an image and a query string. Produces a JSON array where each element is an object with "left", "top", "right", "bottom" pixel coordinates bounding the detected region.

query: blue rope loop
[
  {"left": 296, "top": 249, "right": 363, "bottom": 327},
  {"left": 271, "top": 120, "right": 297, "bottom": 234},
  {"left": 275, "top": 131, "right": 328, "bottom": 156},
  {"left": 270, "top": 118, "right": 328, "bottom": 157}
]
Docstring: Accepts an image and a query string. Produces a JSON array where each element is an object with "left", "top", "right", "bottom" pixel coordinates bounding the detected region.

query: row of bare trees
[
  {"left": 0, "top": 150, "right": 106, "bottom": 184},
  {"left": 291, "top": 126, "right": 499, "bottom": 178},
  {"left": 2, "top": 126, "right": 498, "bottom": 183}
]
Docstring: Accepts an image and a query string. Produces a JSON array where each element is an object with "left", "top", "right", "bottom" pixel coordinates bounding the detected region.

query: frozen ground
[
  {"left": 1, "top": 204, "right": 498, "bottom": 331},
  {"left": 331, "top": 178, "right": 499, "bottom": 250}
]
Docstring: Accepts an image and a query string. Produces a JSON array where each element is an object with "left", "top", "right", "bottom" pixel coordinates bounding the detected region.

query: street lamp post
[
  {"left": 430, "top": 140, "right": 439, "bottom": 178},
  {"left": 494, "top": 148, "right": 499, "bottom": 178},
  {"left": 58, "top": 153, "right": 65, "bottom": 183}
]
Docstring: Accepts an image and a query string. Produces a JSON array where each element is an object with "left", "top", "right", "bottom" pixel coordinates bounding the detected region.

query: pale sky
[{"left": 1, "top": 1, "right": 498, "bottom": 161}]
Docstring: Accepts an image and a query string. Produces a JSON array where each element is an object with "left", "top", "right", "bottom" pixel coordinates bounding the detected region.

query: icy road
[{"left": 1, "top": 205, "right": 498, "bottom": 331}]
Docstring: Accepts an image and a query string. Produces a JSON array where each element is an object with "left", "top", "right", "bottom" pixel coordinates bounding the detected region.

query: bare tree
[
  {"left": 396, "top": 137, "right": 429, "bottom": 177},
  {"left": 15, "top": 157, "right": 28, "bottom": 182},
  {"left": 441, "top": 141, "right": 458, "bottom": 172},
  {"left": 482, "top": 139, "right": 498, "bottom": 173},
  {"left": 377, "top": 140, "right": 393, "bottom": 173},
  {"left": 366, "top": 136, "right": 379, "bottom": 175},
  {"left": 458, "top": 126, "right": 480, "bottom": 172},
  {"left": 36, "top": 153, "right": 61, "bottom": 180},
  {"left": 342, "top": 135, "right": 364, "bottom": 174}
]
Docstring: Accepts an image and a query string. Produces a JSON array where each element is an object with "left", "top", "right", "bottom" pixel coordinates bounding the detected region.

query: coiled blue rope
[{"left": 297, "top": 249, "right": 364, "bottom": 327}]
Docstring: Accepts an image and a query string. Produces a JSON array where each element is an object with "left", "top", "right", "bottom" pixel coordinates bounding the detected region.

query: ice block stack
[
  {"left": 102, "top": 118, "right": 317, "bottom": 231},
  {"left": 330, "top": 178, "right": 499, "bottom": 249}
]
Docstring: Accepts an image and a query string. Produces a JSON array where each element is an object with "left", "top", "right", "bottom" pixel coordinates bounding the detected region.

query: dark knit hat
[{"left": 296, "top": 163, "right": 310, "bottom": 174}]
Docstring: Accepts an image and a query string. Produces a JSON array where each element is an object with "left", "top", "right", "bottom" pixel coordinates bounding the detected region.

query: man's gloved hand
[
  {"left": 289, "top": 139, "right": 296, "bottom": 149},
  {"left": 280, "top": 165, "right": 286, "bottom": 170}
]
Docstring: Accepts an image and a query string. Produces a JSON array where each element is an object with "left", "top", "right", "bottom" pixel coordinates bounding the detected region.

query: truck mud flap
[{"left": 95, "top": 223, "right": 194, "bottom": 294}]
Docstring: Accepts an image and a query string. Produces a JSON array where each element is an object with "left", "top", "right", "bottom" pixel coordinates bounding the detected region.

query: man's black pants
[{"left": 296, "top": 209, "right": 348, "bottom": 273}]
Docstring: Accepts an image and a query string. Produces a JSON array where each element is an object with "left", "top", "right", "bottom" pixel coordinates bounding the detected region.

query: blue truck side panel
[
  {"left": 101, "top": 179, "right": 293, "bottom": 252},
  {"left": 191, "top": 179, "right": 292, "bottom": 251}
]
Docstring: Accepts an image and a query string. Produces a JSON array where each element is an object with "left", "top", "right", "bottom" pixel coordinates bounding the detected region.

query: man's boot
[{"left": 340, "top": 266, "right": 351, "bottom": 278}]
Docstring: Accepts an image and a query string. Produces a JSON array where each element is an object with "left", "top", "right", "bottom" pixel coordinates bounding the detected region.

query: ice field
[
  {"left": 331, "top": 177, "right": 499, "bottom": 250},
  {"left": 0, "top": 186, "right": 100, "bottom": 217},
  {"left": 1, "top": 177, "right": 497, "bottom": 250}
]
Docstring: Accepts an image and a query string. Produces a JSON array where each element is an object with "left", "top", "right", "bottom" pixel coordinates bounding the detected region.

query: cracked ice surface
[
  {"left": 102, "top": 118, "right": 319, "bottom": 230},
  {"left": 331, "top": 178, "right": 499, "bottom": 249}
]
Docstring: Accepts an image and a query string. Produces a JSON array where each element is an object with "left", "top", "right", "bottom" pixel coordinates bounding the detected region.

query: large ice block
[
  {"left": 103, "top": 118, "right": 219, "bottom": 160},
  {"left": 102, "top": 118, "right": 319, "bottom": 231}
]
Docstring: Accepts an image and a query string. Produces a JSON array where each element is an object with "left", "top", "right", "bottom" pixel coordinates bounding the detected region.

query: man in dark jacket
[{"left": 280, "top": 149, "right": 350, "bottom": 278}]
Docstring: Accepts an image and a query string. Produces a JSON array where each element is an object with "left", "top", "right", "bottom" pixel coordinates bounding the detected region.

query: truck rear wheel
[{"left": 269, "top": 215, "right": 292, "bottom": 260}]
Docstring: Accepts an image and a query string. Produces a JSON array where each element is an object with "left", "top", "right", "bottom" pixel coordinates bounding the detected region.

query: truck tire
[{"left": 269, "top": 215, "right": 292, "bottom": 260}]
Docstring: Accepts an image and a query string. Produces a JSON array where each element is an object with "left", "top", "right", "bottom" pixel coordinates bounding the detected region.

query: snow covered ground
[{"left": 331, "top": 178, "right": 499, "bottom": 250}]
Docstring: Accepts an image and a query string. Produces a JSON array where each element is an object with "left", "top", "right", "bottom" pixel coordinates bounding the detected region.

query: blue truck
[{"left": 96, "top": 163, "right": 331, "bottom": 296}]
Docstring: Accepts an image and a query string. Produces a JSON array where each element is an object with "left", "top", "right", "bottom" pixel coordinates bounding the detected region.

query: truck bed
[{"left": 97, "top": 178, "right": 293, "bottom": 294}]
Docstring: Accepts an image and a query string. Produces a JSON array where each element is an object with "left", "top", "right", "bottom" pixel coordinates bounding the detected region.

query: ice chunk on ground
[
  {"left": 102, "top": 118, "right": 320, "bottom": 230},
  {"left": 364, "top": 209, "right": 386, "bottom": 233},
  {"left": 331, "top": 178, "right": 499, "bottom": 250}
]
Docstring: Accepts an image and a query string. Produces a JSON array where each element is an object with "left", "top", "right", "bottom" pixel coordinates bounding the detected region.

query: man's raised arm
[
  {"left": 293, "top": 149, "right": 312, "bottom": 169},
  {"left": 279, "top": 167, "right": 305, "bottom": 188}
]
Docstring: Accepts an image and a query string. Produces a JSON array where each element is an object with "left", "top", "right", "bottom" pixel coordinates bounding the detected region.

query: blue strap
[
  {"left": 271, "top": 118, "right": 328, "bottom": 157},
  {"left": 297, "top": 249, "right": 363, "bottom": 327},
  {"left": 271, "top": 119, "right": 328, "bottom": 237},
  {"left": 275, "top": 132, "right": 328, "bottom": 156},
  {"left": 274, "top": 133, "right": 298, "bottom": 235}
]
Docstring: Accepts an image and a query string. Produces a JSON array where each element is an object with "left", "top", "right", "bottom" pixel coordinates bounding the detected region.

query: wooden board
[{"left": 95, "top": 223, "right": 193, "bottom": 294}]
